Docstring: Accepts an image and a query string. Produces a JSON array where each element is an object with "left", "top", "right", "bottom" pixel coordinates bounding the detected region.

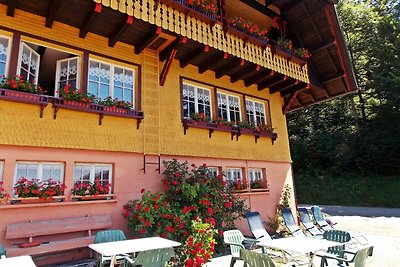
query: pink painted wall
[{"left": 0, "top": 145, "right": 291, "bottom": 264}]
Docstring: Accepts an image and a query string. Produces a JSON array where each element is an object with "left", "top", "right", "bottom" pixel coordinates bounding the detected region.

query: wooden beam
[
  {"left": 7, "top": 0, "right": 17, "bottom": 17},
  {"left": 258, "top": 75, "right": 287, "bottom": 91},
  {"left": 283, "top": 91, "right": 300, "bottom": 115},
  {"left": 8, "top": 32, "right": 21, "bottom": 76},
  {"left": 322, "top": 71, "right": 345, "bottom": 84},
  {"left": 239, "top": 0, "right": 279, "bottom": 19},
  {"left": 46, "top": 0, "right": 62, "bottom": 28},
  {"left": 265, "top": 0, "right": 278, "bottom": 6},
  {"left": 109, "top": 15, "right": 133, "bottom": 47},
  {"left": 280, "top": 83, "right": 308, "bottom": 96},
  {"left": 303, "top": 3, "right": 324, "bottom": 43},
  {"left": 160, "top": 37, "right": 187, "bottom": 62},
  {"left": 79, "top": 3, "right": 102, "bottom": 38},
  {"left": 215, "top": 58, "right": 245, "bottom": 79},
  {"left": 180, "top": 44, "right": 209, "bottom": 68},
  {"left": 135, "top": 26, "right": 162, "bottom": 54},
  {"left": 269, "top": 79, "right": 298, "bottom": 94},
  {"left": 230, "top": 64, "right": 259, "bottom": 83},
  {"left": 198, "top": 52, "right": 229, "bottom": 74},
  {"left": 310, "top": 38, "right": 336, "bottom": 54},
  {"left": 159, "top": 37, "right": 187, "bottom": 85},
  {"left": 244, "top": 69, "right": 274, "bottom": 87}
]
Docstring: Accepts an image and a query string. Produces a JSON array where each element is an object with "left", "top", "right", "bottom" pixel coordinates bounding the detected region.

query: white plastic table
[
  {"left": 258, "top": 236, "right": 341, "bottom": 267},
  {"left": 89, "top": 236, "right": 181, "bottom": 267},
  {"left": 0, "top": 255, "right": 36, "bottom": 267}
]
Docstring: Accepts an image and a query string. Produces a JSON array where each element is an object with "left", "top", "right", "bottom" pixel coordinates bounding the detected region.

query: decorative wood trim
[
  {"left": 79, "top": 3, "right": 103, "bottom": 38},
  {"left": 134, "top": 26, "right": 161, "bottom": 54},
  {"left": 109, "top": 15, "right": 134, "bottom": 47},
  {"left": 46, "top": 0, "right": 62, "bottom": 28},
  {"left": 8, "top": 31, "right": 21, "bottom": 77}
]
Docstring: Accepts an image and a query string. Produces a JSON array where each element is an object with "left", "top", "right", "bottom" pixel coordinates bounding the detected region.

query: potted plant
[
  {"left": 250, "top": 179, "right": 269, "bottom": 191},
  {"left": 0, "top": 75, "right": 45, "bottom": 100},
  {"left": 71, "top": 179, "right": 111, "bottom": 200},
  {"left": 13, "top": 177, "right": 66, "bottom": 204},
  {"left": 157, "top": 0, "right": 218, "bottom": 24},
  {"left": 227, "top": 178, "right": 248, "bottom": 193},
  {"left": 227, "top": 16, "right": 269, "bottom": 46},
  {"left": 58, "top": 84, "right": 96, "bottom": 107},
  {"left": 0, "top": 181, "right": 10, "bottom": 204}
]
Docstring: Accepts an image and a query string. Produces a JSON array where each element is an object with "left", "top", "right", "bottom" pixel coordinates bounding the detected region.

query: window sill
[
  {"left": 182, "top": 119, "right": 278, "bottom": 144},
  {"left": 0, "top": 194, "right": 117, "bottom": 209},
  {"left": 0, "top": 88, "right": 49, "bottom": 118},
  {"left": 233, "top": 189, "right": 270, "bottom": 196},
  {"left": 52, "top": 98, "right": 144, "bottom": 128}
]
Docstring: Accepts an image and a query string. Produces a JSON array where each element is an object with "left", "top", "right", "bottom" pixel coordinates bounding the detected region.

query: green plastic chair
[
  {"left": 124, "top": 247, "right": 175, "bottom": 267},
  {"left": 94, "top": 229, "right": 127, "bottom": 267},
  {"left": 0, "top": 244, "right": 6, "bottom": 259},
  {"left": 298, "top": 208, "right": 323, "bottom": 236},
  {"left": 223, "top": 230, "right": 259, "bottom": 267},
  {"left": 280, "top": 208, "right": 307, "bottom": 237},
  {"left": 319, "top": 245, "right": 373, "bottom": 267},
  {"left": 239, "top": 249, "right": 295, "bottom": 267},
  {"left": 318, "top": 229, "right": 353, "bottom": 267}
]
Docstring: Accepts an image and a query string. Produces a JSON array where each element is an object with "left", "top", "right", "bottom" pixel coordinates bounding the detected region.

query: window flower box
[
  {"left": 12, "top": 177, "right": 66, "bottom": 204},
  {"left": 0, "top": 88, "right": 49, "bottom": 117},
  {"left": 71, "top": 194, "right": 116, "bottom": 201},
  {"left": 271, "top": 45, "right": 292, "bottom": 60},
  {"left": 10, "top": 196, "right": 66, "bottom": 204},
  {"left": 102, "top": 106, "right": 129, "bottom": 114},
  {"left": 0, "top": 198, "right": 8, "bottom": 205},
  {"left": 226, "top": 21, "right": 269, "bottom": 47}
]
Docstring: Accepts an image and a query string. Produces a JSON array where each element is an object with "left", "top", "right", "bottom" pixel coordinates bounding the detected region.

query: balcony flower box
[
  {"left": 226, "top": 25, "right": 269, "bottom": 48},
  {"left": 4, "top": 90, "right": 41, "bottom": 101},
  {"left": 271, "top": 45, "right": 292, "bottom": 60},
  {"left": 63, "top": 100, "right": 90, "bottom": 109},
  {"left": 103, "top": 106, "right": 129, "bottom": 114}
]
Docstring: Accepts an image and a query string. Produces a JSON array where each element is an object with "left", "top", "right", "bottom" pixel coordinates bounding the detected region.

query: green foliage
[
  {"left": 1, "top": 75, "right": 44, "bottom": 94},
  {"left": 278, "top": 185, "right": 292, "bottom": 210},
  {"left": 123, "top": 160, "right": 248, "bottom": 264}
]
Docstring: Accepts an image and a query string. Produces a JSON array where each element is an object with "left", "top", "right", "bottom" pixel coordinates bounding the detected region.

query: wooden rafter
[
  {"left": 198, "top": 52, "right": 229, "bottom": 74},
  {"left": 215, "top": 58, "right": 245, "bottom": 79},
  {"left": 79, "top": 3, "right": 102, "bottom": 38},
  {"left": 269, "top": 79, "right": 298, "bottom": 94},
  {"left": 230, "top": 64, "right": 258, "bottom": 83},
  {"left": 109, "top": 15, "right": 134, "bottom": 47},
  {"left": 7, "top": 0, "right": 17, "bottom": 17},
  {"left": 135, "top": 26, "right": 162, "bottom": 54},
  {"left": 322, "top": 71, "right": 345, "bottom": 84},
  {"left": 239, "top": 0, "right": 279, "bottom": 19},
  {"left": 257, "top": 75, "right": 287, "bottom": 91},
  {"left": 159, "top": 37, "right": 187, "bottom": 85},
  {"left": 310, "top": 38, "right": 336, "bottom": 54},
  {"left": 180, "top": 44, "right": 209, "bottom": 68},
  {"left": 45, "top": 0, "right": 62, "bottom": 28},
  {"left": 280, "top": 83, "right": 309, "bottom": 96},
  {"left": 283, "top": 91, "right": 300, "bottom": 115},
  {"left": 244, "top": 69, "right": 274, "bottom": 87},
  {"left": 160, "top": 37, "right": 182, "bottom": 61}
]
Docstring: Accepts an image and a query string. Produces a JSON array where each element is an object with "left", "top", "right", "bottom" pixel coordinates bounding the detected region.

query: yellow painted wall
[{"left": 0, "top": 5, "right": 291, "bottom": 162}]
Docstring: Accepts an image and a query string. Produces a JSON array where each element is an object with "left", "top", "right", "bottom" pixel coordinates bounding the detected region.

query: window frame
[
  {"left": 17, "top": 42, "right": 41, "bottom": 84},
  {"left": 246, "top": 99, "right": 267, "bottom": 126},
  {"left": 13, "top": 161, "right": 65, "bottom": 185},
  {"left": 73, "top": 163, "right": 113, "bottom": 191},
  {"left": 0, "top": 34, "right": 11, "bottom": 77},
  {"left": 217, "top": 91, "right": 242, "bottom": 122},
  {"left": 248, "top": 168, "right": 264, "bottom": 182},
  {"left": 55, "top": 56, "right": 81, "bottom": 96},
  {"left": 0, "top": 160, "right": 4, "bottom": 182},
  {"left": 207, "top": 167, "right": 220, "bottom": 177},
  {"left": 182, "top": 82, "right": 213, "bottom": 119},
  {"left": 88, "top": 58, "right": 136, "bottom": 108},
  {"left": 224, "top": 168, "right": 243, "bottom": 182}
]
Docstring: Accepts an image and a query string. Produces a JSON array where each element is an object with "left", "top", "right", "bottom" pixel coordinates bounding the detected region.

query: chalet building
[{"left": 0, "top": 0, "right": 356, "bottom": 264}]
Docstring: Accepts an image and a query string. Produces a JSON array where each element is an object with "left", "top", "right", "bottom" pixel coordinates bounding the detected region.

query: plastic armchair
[
  {"left": 223, "top": 230, "right": 259, "bottom": 267},
  {"left": 319, "top": 245, "right": 374, "bottom": 267},
  {"left": 124, "top": 247, "right": 175, "bottom": 267},
  {"left": 298, "top": 207, "right": 323, "bottom": 236},
  {"left": 239, "top": 248, "right": 295, "bottom": 267},
  {"left": 280, "top": 208, "right": 307, "bottom": 237},
  {"left": 94, "top": 229, "right": 128, "bottom": 267}
]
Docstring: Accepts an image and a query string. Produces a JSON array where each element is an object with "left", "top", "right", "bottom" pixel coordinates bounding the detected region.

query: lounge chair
[
  {"left": 94, "top": 229, "right": 128, "bottom": 267},
  {"left": 0, "top": 244, "right": 5, "bottom": 259},
  {"left": 240, "top": 248, "right": 295, "bottom": 267},
  {"left": 245, "top": 211, "right": 274, "bottom": 242},
  {"left": 310, "top": 206, "right": 336, "bottom": 231},
  {"left": 298, "top": 207, "right": 323, "bottom": 236},
  {"left": 223, "top": 229, "right": 259, "bottom": 267},
  {"left": 124, "top": 247, "right": 175, "bottom": 267},
  {"left": 280, "top": 208, "right": 308, "bottom": 237}
]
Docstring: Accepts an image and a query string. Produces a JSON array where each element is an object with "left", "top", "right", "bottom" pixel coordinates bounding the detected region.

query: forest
[{"left": 288, "top": 0, "right": 400, "bottom": 207}]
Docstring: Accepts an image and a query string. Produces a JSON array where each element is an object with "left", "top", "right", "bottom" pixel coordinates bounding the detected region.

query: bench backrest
[{"left": 6, "top": 215, "right": 112, "bottom": 240}]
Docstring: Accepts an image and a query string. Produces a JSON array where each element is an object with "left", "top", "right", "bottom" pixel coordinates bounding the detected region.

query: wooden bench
[{"left": 5, "top": 215, "right": 112, "bottom": 257}]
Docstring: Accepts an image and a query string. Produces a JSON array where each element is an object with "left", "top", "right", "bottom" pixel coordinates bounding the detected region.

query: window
[
  {"left": 56, "top": 57, "right": 80, "bottom": 90},
  {"left": 18, "top": 43, "right": 40, "bottom": 83},
  {"left": 0, "top": 161, "right": 4, "bottom": 181},
  {"left": 246, "top": 99, "right": 266, "bottom": 126},
  {"left": 182, "top": 82, "right": 212, "bottom": 118},
  {"left": 74, "top": 163, "right": 112, "bottom": 187},
  {"left": 207, "top": 167, "right": 220, "bottom": 177},
  {"left": 225, "top": 168, "right": 243, "bottom": 182},
  {"left": 0, "top": 35, "right": 10, "bottom": 77},
  {"left": 14, "top": 162, "right": 64, "bottom": 183},
  {"left": 248, "top": 168, "right": 263, "bottom": 182},
  {"left": 217, "top": 92, "right": 241, "bottom": 122},
  {"left": 88, "top": 59, "right": 135, "bottom": 105}
]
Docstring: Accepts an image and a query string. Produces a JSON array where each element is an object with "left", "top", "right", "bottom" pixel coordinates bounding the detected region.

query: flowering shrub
[
  {"left": 71, "top": 179, "right": 111, "bottom": 196},
  {"left": 13, "top": 177, "right": 66, "bottom": 198},
  {"left": 98, "top": 96, "right": 133, "bottom": 110},
  {"left": 212, "top": 117, "right": 233, "bottom": 127},
  {"left": 188, "top": 0, "right": 218, "bottom": 16},
  {"left": 58, "top": 84, "right": 95, "bottom": 104},
  {"left": 250, "top": 179, "right": 268, "bottom": 189},
  {"left": 296, "top": 47, "right": 312, "bottom": 59},
  {"left": 227, "top": 179, "right": 248, "bottom": 191},
  {"left": 0, "top": 181, "right": 10, "bottom": 199},
  {"left": 123, "top": 160, "right": 247, "bottom": 265},
  {"left": 228, "top": 17, "right": 268, "bottom": 39},
  {"left": 0, "top": 75, "right": 45, "bottom": 94},
  {"left": 178, "top": 219, "right": 216, "bottom": 267},
  {"left": 255, "top": 123, "right": 274, "bottom": 133},
  {"left": 191, "top": 112, "right": 211, "bottom": 122}
]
